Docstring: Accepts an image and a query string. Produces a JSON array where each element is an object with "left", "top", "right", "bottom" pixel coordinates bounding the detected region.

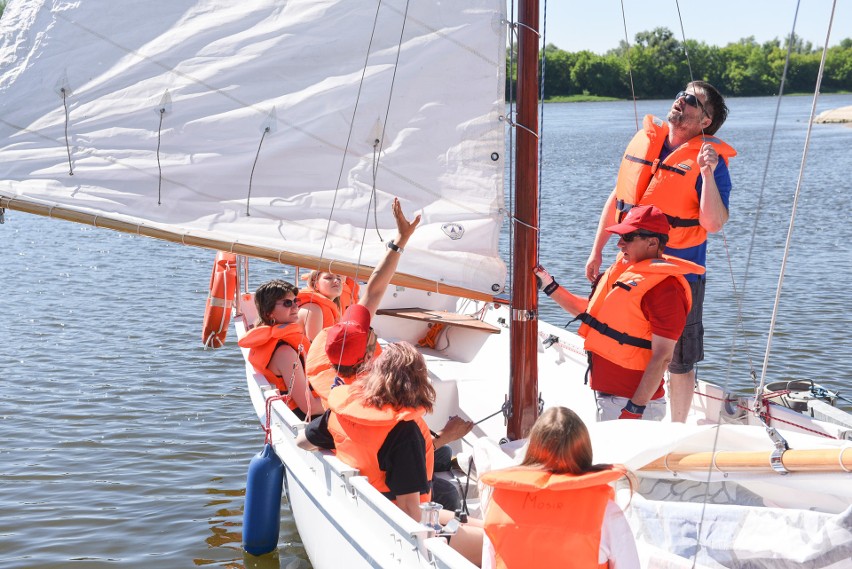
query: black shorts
[{"left": 669, "top": 278, "right": 705, "bottom": 374}]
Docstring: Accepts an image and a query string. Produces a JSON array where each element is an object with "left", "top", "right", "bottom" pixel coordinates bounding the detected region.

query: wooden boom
[
  {"left": 641, "top": 447, "right": 852, "bottom": 474},
  {"left": 0, "top": 196, "right": 497, "bottom": 302}
]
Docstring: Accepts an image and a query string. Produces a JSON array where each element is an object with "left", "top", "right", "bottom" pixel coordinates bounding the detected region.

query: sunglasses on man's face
[
  {"left": 675, "top": 90, "right": 709, "bottom": 119},
  {"left": 620, "top": 231, "right": 659, "bottom": 243},
  {"left": 275, "top": 298, "right": 300, "bottom": 308}
]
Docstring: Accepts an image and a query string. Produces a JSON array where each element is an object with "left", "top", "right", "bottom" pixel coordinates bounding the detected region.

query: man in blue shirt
[{"left": 585, "top": 81, "right": 735, "bottom": 422}]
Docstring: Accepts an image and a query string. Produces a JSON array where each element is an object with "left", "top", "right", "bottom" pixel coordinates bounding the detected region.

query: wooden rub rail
[
  {"left": 641, "top": 447, "right": 852, "bottom": 474},
  {"left": 376, "top": 308, "right": 501, "bottom": 334}
]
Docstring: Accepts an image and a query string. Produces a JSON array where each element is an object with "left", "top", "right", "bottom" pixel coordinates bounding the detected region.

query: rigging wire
[
  {"left": 618, "top": 0, "right": 640, "bottom": 131},
  {"left": 670, "top": 3, "right": 839, "bottom": 567},
  {"left": 536, "top": 0, "right": 548, "bottom": 257},
  {"left": 313, "top": 0, "right": 389, "bottom": 280},
  {"left": 368, "top": 0, "right": 413, "bottom": 248},
  {"left": 756, "top": 0, "right": 838, "bottom": 408},
  {"left": 507, "top": 0, "right": 517, "bottom": 300},
  {"left": 722, "top": 2, "right": 802, "bottom": 389},
  {"left": 670, "top": 4, "right": 746, "bottom": 567},
  {"left": 304, "top": 0, "right": 411, "bottom": 361}
]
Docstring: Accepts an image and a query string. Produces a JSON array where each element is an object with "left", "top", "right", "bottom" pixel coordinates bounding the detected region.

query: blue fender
[{"left": 242, "top": 443, "right": 284, "bottom": 556}]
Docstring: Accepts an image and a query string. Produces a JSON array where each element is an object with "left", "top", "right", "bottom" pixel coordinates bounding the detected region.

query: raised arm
[
  {"left": 585, "top": 188, "right": 618, "bottom": 282},
  {"left": 697, "top": 143, "right": 728, "bottom": 233},
  {"left": 359, "top": 197, "right": 421, "bottom": 318}
]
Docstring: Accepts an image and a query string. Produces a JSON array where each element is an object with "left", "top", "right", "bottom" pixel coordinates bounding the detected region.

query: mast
[{"left": 507, "top": 0, "right": 540, "bottom": 440}]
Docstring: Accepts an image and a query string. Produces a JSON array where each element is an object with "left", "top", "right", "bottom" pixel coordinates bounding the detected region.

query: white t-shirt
[{"left": 481, "top": 499, "right": 640, "bottom": 569}]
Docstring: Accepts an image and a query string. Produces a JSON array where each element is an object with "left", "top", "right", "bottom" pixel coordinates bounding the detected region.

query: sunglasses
[
  {"left": 675, "top": 91, "right": 709, "bottom": 119},
  {"left": 620, "top": 231, "right": 659, "bottom": 242},
  {"left": 275, "top": 298, "right": 300, "bottom": 308}
]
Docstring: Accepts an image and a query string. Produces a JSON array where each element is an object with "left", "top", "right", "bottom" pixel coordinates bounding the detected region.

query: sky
[{"left": 510, "top": 0, "right": 852, "bottom": 54}]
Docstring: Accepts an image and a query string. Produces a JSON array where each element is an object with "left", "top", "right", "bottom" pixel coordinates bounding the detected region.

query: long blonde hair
[
  {"left": 351, "top": 342, "right": 435, "bottom": 411},
  {"left": 520, "top": 406, "right": 608, "bottom": 475}
]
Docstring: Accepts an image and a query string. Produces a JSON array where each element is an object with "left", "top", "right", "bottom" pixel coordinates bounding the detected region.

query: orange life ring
[{"left": 202, "top": 251, "right": 237, "bottom": 348}]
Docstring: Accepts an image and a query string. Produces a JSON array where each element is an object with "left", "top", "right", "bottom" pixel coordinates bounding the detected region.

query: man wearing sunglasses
[
  {"left": 536, "top": 205, "right": 704, "bottom": 422},
  {"left": 585, "top": 80, "right": 736, "bottom": 423}
]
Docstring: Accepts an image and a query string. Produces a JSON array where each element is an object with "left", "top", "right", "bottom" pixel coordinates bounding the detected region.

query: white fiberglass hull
[{"left": 238, "top": 287, "right": 852, "bottom": 568}]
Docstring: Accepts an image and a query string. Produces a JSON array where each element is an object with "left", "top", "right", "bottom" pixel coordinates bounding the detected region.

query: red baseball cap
[
  {"left": 325, "top": 304, "right": 372, "bottom": 366},
  {"left": 605, "top": 205, "right": 670, "bottom": 235}
]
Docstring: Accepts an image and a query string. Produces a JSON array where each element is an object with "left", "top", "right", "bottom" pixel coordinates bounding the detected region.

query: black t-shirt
[{"left": 304, "top": 410, "right": 429, "bottom": 499}]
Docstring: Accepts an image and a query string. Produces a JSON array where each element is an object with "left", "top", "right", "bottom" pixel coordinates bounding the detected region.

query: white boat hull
[{"left": 238, "top": 287, "right": 852, "bottom": 568}]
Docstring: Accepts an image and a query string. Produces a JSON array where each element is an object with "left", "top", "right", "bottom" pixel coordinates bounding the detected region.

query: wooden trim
[{"left": 376, "top": 308, "right": 501, "bottom": 334}]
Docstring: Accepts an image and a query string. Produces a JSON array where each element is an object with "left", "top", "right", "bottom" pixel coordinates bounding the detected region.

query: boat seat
[{"left": 375, "top": 307, "right": 500, "bottom": 334}]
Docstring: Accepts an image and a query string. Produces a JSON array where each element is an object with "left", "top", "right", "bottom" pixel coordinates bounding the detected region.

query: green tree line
[{"left": 512, "top": 27, "right": 852, "bottom": 100}]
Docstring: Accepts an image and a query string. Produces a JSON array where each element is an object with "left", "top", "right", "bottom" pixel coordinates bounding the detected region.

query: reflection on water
[{"left": 0, "top": 94, "right": 850, "bottom": 568}]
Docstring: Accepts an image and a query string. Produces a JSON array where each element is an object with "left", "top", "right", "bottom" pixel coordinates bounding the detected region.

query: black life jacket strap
[
  {"left": 656, "top": 162, "right": 687, "bottom": 176},
  {"left": 618, "top": 200, "right": 699, "bottom": 228},
  {"left": 665, "top": 214, "right": 700, "bottom": 227},
  {"left": 624, "top": 153, "right": 653, "bottom": 167},
  {"left": 616, "top": 199, "right": 634, "bottom": 216},
  {"left": 576, "top": 312, "right": 652, "bottom": 350}
]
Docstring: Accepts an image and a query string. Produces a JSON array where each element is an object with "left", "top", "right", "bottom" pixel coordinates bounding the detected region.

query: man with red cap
[
  {"left": 535, "top": 205, "right": 704, "bottom": 421},
  {"left": 585, "top": 82, "right": 735, "bottom": 422}
]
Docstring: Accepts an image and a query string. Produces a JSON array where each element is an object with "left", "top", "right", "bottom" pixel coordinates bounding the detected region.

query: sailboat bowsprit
[{"left": 1, "top": 1, "right": 850, "bottom": 568}]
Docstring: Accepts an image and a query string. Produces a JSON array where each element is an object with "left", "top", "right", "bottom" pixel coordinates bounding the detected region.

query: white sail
[{"left": 0, "top": 0, "right": 507, "bottom": 296}]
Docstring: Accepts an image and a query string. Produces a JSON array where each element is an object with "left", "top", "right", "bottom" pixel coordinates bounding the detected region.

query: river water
[{"left": 1, "top": 94, "right": 850, "bottom": 567}]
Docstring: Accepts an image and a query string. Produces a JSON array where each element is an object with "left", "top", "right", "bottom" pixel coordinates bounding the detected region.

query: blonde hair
[
  {"left": 307, "top": 270, "right": 342, "bottom": 305},
  {"left": 520, "top": 407, "right": 608, "bottom": 475},
  {"left": 351, "top": 342, "right": 435, "bottom": 411}
]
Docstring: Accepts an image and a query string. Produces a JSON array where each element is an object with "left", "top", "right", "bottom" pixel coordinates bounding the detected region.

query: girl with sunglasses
[{"left": 239, "top": 279, "right": 322, "bottom": 419}]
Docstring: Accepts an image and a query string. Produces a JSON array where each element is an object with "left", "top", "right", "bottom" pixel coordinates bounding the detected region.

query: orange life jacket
[
  {"left": 297, "top": 287, "right": 341, "bottom": 329},
  {"left": 238, "top": 322, "right": 311, "bottom": 410},
  {"left": 577, "top": 255, "right": 703, "bottom": 371},
  {"left": 339, "top": 277, "right": 361, "bottom": 316},
  {"left": 614, "top": 114, "right": 737, "bottom": 249},
  {"left": 480, "top": 466, "right": 627, "bottom": 569},
  {"left": 327, "top": 385, "right": 434, "bottom": 503},
  {"left": 306, "top": 327, "right": 382, "bottom": 410}
]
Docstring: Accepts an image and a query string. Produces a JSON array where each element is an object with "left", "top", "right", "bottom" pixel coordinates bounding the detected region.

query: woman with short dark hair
[{"left": 239, "top": 279, "right": 320, "bottom": 419}]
